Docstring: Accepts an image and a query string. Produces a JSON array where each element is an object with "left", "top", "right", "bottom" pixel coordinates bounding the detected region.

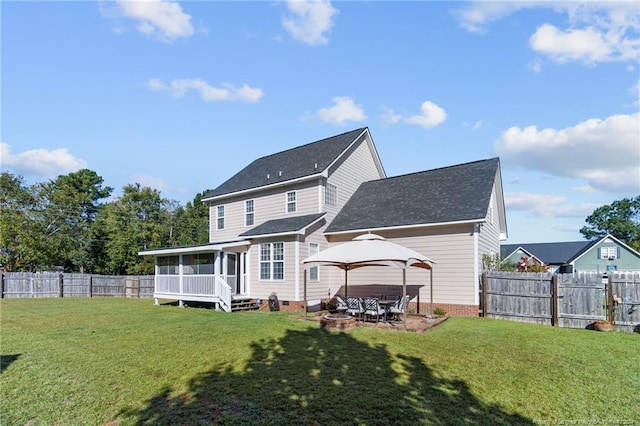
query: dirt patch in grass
[{"left": 299, "top": 312, "right": 449, "bottom": 332}]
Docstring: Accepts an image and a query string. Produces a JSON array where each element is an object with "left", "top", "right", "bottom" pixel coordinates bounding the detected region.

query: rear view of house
[{"left": 140, "top": 128, "right": 508, "bottom": 315}]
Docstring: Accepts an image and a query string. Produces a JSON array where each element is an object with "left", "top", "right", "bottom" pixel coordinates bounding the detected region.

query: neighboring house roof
[
  {"left": 325, "top": 157, "right": 501, "bottom": 233},
  {"left": 239, "top": 213, "right": 326, "bottom": 238},
  {"left": 569, "top": 233, "right": 640, "bottom": 264},
  {"left": 500, "top": 241, "right": 594, "bottom": 265},
  {"left": 202, "top": 128, "right": 371, "bottom": 201}
]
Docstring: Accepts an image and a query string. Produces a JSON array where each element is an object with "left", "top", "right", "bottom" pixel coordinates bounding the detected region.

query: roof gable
[
  {"left": 569, "top": 233, "right": 640, "bottom": 263},
  {"left": 326, "top": 157, "right": 501, "bottom": 233},
  {"left": 239, "top": 213, "right": 325, "bottom": 238},
  {"left": 203, "top": 128, "right": 368, "bottom": 200}
]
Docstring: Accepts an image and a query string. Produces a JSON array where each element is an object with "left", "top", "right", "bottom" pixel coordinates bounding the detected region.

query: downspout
[
  {"left": 474, "top": 223, "right": 480, "bottom": 305},
  {"left": 294, "top": 237, "right": 300, "bottom": 301}
]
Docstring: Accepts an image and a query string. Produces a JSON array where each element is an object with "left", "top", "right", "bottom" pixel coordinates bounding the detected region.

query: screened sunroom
[{"left": 139, "top": 240, "right": 250, "bottom": 312}]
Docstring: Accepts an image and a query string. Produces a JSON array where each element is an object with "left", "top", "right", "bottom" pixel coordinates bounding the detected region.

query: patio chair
[
  {"left": 346, "top": 297, "right": 365, "bottom": 320},
  {"left": 334, "top": 295, "right": 348, "bottom": 314},
  {"left": 387, "top": 295, "right": 411, "bottom": 322},
  {"left": 363, "top": 297, "right": 387, "bottom": 323}
]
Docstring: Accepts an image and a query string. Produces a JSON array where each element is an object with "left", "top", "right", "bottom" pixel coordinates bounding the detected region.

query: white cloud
[
  {"left": 148, "top": 78, "right": 264, "bottom": 103},
  {"left": 457, "top": 2, "right": 640, "bottom": 65},
  {"left": 455, "top": 2, "right": 527, "bottom": 34},
  {"left": 380, "top": 107, "right": 402, "bottom": 125},
  {"left": 316, "top": 96, "right": 366, "bottom": 125},
  {"left": 505, "top": 192, "right": 601, "bottom": 219},
  {"left": 463, "top": 120, "right": 483, "bottom": 131},
  {"left": 495, "top": 112, "right": 640, "bottom": 193},
  {"left": 529, "top": 57, "right": 543, "bottom": 73},
  {"left": 282, "top": 0, "right": 338, "bottom": 45},
  {"left": 404, "top": 101, "right": 447, "bottom": 129},
  {"left": 1, "top": 142, "right": 87, "bottom": 179},
  {"left": 101, "top": 0, "right": 195, "bottom": 42},
  {"left": 131, "top": 174, "right": 170, "bottom": 193},
  {"left": 530, "top": 24, "right": 613, "bottom": 64}
]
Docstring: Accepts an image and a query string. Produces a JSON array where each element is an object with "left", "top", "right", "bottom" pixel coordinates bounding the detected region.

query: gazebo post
[
  {"left": 344, "top": 266, "right": 348, "bottom": 299},
  {"left": 402, "top": 267, "right": 407, "bottom": 329},
  {"left": 430, "top": 268, "right": 434, "bottom": 316},
  {"left": 303, "top": 269, "right": 308, "bottom": 317}
]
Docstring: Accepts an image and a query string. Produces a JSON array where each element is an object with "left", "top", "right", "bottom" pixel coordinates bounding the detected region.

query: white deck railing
[{"left": 154, "top": 274, "right": 234, "bottom": 312}]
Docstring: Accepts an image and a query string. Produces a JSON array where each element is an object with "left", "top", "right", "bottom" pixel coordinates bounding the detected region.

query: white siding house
[{"left": 139, "top": 128, "right": 508, "bottom": 315}]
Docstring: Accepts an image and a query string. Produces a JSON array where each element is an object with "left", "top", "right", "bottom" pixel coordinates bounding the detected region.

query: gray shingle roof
[
  {"left": 239, "top": 213, "right": 326, "bottom": 237},
  {"left": 326, "top": 158, "right": 500, "bottom": 233},
  {"left": 500, "top": 241, "right": 594, "bottom": 265},
  {"left": 203, "top": 128, "right": 367, "bottom": 199}
]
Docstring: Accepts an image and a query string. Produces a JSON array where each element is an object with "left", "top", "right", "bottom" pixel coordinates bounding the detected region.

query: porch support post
[
  {"left": 214, "top": 252, "right": 221, "bottom": 277},
  {"left": 179, "top": 255, "right": 184, "bottom": 308},
  {"left": 154, "top": 256, "right": 159, "bottom": 306},
  {"left": 239, "top": 252, "right": 246, "bottom": 295}
]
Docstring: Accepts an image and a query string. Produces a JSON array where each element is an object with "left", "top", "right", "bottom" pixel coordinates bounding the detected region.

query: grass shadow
[
  {"left": 1, "top": 354, "right": 21, "bottom": 374},
  {"left": 117, "top": 328, "right": 533, "bottom": 425}
]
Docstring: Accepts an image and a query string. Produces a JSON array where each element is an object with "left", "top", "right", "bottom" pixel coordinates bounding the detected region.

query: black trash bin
[{"left": 268, "top": 292, "right": 280, "bottom": 311}]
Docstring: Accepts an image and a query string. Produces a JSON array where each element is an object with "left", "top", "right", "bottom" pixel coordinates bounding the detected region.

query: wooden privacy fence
[
  {"left": 480, "top": 271, "right": 640, "bottom": 332},
  {"left": 0, "top": 272, "right": 154, "bottom": 299}
]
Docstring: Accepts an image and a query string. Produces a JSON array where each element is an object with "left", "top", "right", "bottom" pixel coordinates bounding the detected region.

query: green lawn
[{"left": 1, "top": 298, "right": 638, "bottom": 425}]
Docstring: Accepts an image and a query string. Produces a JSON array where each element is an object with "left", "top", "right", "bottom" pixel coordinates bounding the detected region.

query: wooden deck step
[{"left": 230, "top": 298, "right": 259, "bottom": 312}]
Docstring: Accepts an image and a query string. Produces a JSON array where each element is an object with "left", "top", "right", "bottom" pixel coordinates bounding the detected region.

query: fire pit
[{"left": 320, "top": 313, "right": 356, "bottom": 330}]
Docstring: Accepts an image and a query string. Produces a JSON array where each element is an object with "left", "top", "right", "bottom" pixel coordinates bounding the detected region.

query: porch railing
[
  {"left": 154, "top": 274, "right": 233, "bottom": 312},
  {"left": 216, "top": 276, "right": 232, "bottom": 312}
]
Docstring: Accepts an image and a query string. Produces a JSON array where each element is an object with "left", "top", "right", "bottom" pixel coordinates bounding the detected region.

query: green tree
[
  {"left": 0, "top": 173, "right": 44, "bottom": 271},
  {"left": 39, "top": 169, "right": 112, "bottom": 272},
  {"left": 98, "top": 184, "right": 171, "bottom": 275},
  {"left": 171, "top": 191, "right": 210, "bottom": 246},
  {"left": 580, "top": 196, "right": 640, "bottom": 251}
]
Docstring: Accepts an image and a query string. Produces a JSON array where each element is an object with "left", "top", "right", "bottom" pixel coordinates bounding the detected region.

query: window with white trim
[
  {"left": 216, "top": 205, "right": 225, "bottom": 230},
  {"left": 324, "top": 183, "right": 337, "bottom": 208},
  {"left": 600, "top": 246, "right": 618, "bottom": 259},
  {"left": 260, "top": 242, "right": 284, "bottom": 281},
  {"left": 309, "top": 242, "right": 320, "bottom": 282},
  {"left": 245, "top": 200, "right": 254, "bottom": 226},
  {"left": 286, "top": 191, "right": 296, "bottom": 213}
]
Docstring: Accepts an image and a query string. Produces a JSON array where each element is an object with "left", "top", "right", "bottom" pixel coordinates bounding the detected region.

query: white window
[
  {"left": 286, "top": 191, "right": 296, "bottom": 213},
  {"left": 309, "top": 243, "right": 320, "bottom": 282},
  {"left": 260, "top": 242, "right": 284, "bottom": 281},
  {"left": 324, "top": 183, "right": 337, "bottom": 208},
  {"left": 600, "top": 246, "right": 618, "bottom": 259},
  {"left": 216, "top": 205, "right": 225, "bottom": 230},
  {"left": 245, "top": 200, "right": 254, "bottom": 226}
]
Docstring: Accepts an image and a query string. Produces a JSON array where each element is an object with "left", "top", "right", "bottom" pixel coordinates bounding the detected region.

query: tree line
[
  {"left": 1, "top": 169, "right": 638, "bottom": 274},
  {"left": 1, "top": 169, "right": 209, "bottom": 274}
]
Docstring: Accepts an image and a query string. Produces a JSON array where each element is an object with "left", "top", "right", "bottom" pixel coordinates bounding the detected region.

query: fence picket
[
  {"left": 482, "top": 271, "right": 640, "bottom": 332},
  {"left": 1, "top": 273, "right": 154, "bottom": 299}
]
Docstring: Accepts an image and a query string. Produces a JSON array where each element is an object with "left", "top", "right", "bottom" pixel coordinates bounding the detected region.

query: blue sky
[{"left": 2, "top": 0, "right": 639, "bottom": 244}]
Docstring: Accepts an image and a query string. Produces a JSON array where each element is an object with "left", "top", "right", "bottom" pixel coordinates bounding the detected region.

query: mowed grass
[{"left": 1, "top": 298, "right": 638, "bottom": 425}]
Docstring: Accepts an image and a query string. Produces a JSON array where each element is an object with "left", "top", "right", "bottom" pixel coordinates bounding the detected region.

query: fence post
[
  {"left": 137, "top": 277, "right": 141, "bottom": 298},
  {"left": 607, "top": 276, "right": 614, "bottom": 323},
  {"left": 551, "top": 275, "right": 558, "bottom": 327},
  {"left": 58, "top": 273, "right": 64, "bottom": 298},
  {"left": 89, "top": 275, "right": 93, "bottom": 298},
  {"left": 481, "top": 272, "right": 488, "bottom": 317},
  {"left": 1, "top": 272, "right": 4, "bottom": 299}
]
